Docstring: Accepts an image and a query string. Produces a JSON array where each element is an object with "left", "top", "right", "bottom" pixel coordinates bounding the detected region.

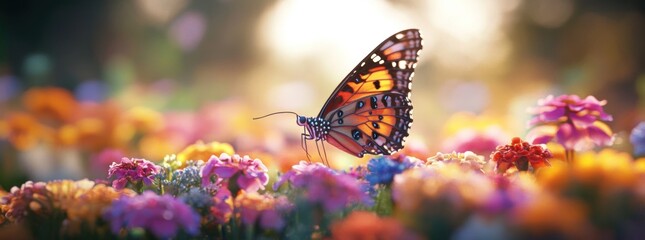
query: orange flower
[
  {"left": 331, "top": 211, "right": 420, "bottom": 240},
  {"left": 22, "top": 87, "right": 77, "bottom": 122},
  {"left": 4, "top": 113, "right": 45, "bottom": 150},
  {"left": 0, "top": 188, "right": 7, "bottom": 225},
  {"left": 176, "top": 140, "right": 235, "bottom": 167}
]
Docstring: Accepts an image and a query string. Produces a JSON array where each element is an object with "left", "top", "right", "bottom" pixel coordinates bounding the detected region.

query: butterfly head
[{"left": 296, "top": 115, "right": 308, "bottom": 126}]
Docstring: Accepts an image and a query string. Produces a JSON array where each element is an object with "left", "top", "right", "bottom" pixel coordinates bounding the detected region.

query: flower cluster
[
  {"left": 165, "top": 161, "right": 204, "bottom": 196},
  {"left": 490, "top": 137, "right": 553, "bottom": 173},
  {"left": 201, "top": 153, "right": 269, "bottom": 193},
  {"left": 0, "top": 181, "right": 49, "bottom": 222},
  {"left": 275, "top": 161, "right": 368, "bottom": 212},
  {"left": 527, "top": 95, "right": 614, "bottom": 151},
  {"left": 392, "top": 164, "right": 495, "bottom": 238},
  {"left": 3, "top": 92, "right": 645, "bottom": 239},
  {"left": 107, "top": 157, "right": 161, "bottom": 190},
  {"left": 234, "top": 191, "right": 291, "bottom": 231},
  {"left": 426, "top": 151, "right": 487, "bottom": 172},
  {"left": 104, "top": 191, "right": 200, "bottom": 239}
]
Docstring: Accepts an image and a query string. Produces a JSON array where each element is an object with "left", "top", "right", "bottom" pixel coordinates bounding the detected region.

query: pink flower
[
  {"left": 107, "top": 158, "right": 161, "bottom": 190},
  {"left": 527, "top": 95, "right": 614, "bottom": 151},
  {"left": 272, "top": 161, "right": 330, "bottom": 191},
  {"left": 275, "top": 162, "right": 368, "bottom": 212},
  {"left": 200, "top": 153, "right": 269, "bottom": 193}
]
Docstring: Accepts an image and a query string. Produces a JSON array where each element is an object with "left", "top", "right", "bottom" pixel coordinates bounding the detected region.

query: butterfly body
[{"left": 296, "top": 29, "right": 422, "bottom": 158}]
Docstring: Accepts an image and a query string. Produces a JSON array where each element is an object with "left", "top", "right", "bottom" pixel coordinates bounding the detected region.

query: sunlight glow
[{"left": 257, "top": 0, "right": 414, "bottom": 74}]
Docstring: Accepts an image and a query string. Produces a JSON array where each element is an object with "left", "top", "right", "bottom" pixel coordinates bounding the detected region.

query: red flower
[{"left": 490, "top": 137, "right": 552, "bottom": 173}]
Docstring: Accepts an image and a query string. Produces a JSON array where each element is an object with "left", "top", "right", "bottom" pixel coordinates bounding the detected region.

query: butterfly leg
[
  {"left": 321, "top": 140, "right": 330, "bottom": 167},
  {"left": 316, "top": 140, "right": 329, "bottom": 167},
  {"left": 301, "top": 132, "right": 312, "bottom": 162}
]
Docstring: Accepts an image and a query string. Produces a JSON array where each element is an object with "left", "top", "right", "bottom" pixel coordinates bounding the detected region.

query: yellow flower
[
  {"left": 46, "top": 179, "right": 96, "bottom": 211},
  {"left": 538, "top": 149, "right": 639, "bottom": 192},
  {"left": 64, "top": 184, "right": 135, "bottom": 235},
  {"left": 176, "top": 140, "right": 235, "bottom": 167},
  {"left": 125, "top": 107, "right": 163, "bottom": 133},
  {"left": 139, "top": 133, "right": 181, "bottom": 161}
]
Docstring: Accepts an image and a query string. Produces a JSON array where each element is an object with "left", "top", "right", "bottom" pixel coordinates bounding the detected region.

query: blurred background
[{"left": 0, "top": 0, "right": 644, "bottom": 186}]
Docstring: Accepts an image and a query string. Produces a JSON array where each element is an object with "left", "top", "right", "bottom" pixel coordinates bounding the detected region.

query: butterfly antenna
[{"left": 252, "top": 111, "right": 299, "bottom": 120}]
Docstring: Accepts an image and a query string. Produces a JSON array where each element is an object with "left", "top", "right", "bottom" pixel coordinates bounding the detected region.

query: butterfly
[{"left": 256, "top": 29, "right": 422, "bottom": 162}]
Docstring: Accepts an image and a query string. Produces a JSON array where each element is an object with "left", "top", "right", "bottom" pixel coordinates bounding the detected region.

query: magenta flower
[
  {"left": 104, "top": 191, "right": 200, "bottom": 238},
  {"left": 200, "top": 153, "right": 269, "bottom": 193},
  {"left": 275, "top": 163, "right": 368, "bottom": 212},
  {"left": 527, "top": 95, "right": 614, "bottom": 151},
  {"left": 107, "top": 157, "right": 161, "bottom": 190}
]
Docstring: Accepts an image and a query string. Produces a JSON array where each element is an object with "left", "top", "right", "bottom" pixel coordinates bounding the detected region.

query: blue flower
[
  {"left": 630, "top": 122, "right": 645, "bottom": 156},
  {"left": 365, "top": 155, "right": 421, "bottom": 186}
]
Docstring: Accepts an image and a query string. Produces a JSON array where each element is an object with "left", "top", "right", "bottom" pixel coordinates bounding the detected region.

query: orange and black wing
[{"left": 318, "top": 29, "right": 422, "bottom": 157}]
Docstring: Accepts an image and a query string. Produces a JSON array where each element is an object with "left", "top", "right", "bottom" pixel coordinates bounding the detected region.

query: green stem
[{"left": 565, "top": 149, "right": 575, "bottom": 164}]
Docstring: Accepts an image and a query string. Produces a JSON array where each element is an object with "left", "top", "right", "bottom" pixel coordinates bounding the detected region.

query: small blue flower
[
  {"left": 161, "top": 161, "right": 203, "bottom": 196},
  {"left": 365, "top": 155, "right": 420, "bottom": 186},
  {"left": 630, "top": 122, "right": 645, "bottom": 156},
  {"left": 180, "top": 187, "right": 214, "bottom": 215}
]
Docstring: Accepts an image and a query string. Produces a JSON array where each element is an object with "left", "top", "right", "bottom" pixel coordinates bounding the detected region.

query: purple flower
[
  {"left": 527, "top": 95, "right": 614, "bottom": 151},
  {"left": 275, "top": 162, "right": 369, "bottom": 212},
  {"left": 107, "top": 157, "right": 161, "bottom": 190},
  {"left": 630, "top": 122, "right": 645, "bottom": 156},
  {"left": 366, "top": 155, "right": 422, "bottom": 186},
  {"left": 104, "top": 191, "right": 200, "bottom": 239},
  {"left": 200, "top": 153, "right": 269, "bottom": 193}
]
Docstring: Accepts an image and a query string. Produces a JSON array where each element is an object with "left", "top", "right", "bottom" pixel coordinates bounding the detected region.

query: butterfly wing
[{"left": 318, "top": 29, "right": 422, "bottom": 157}]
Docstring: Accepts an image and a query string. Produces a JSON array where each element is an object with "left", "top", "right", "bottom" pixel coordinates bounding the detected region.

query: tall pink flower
[
  {"left": 527, "top": 95, "right": 614, "bottom": 151},
  {"left": 107, "top": 157, "right": 161, "bottom": 190},
  {"left": 200, "top": 153, "right": 269, "bottom": 193}
]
